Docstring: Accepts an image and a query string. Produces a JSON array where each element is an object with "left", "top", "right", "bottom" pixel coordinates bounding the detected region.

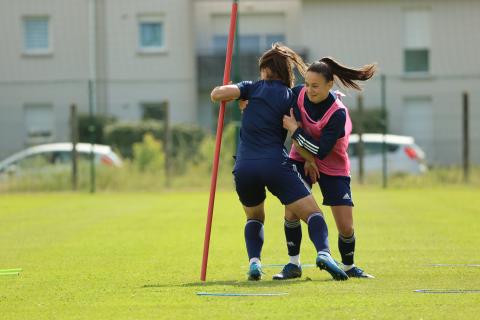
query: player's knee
[
  {"left": 339, "top": 226, "right": 354, "bottom": 238},
  {"left": 246, "top": 212, "right": 264, "bottom": 222},
  {"left": 243, "top": 206, "right": 265, "bottom": 222},
  {"left": 286, "top": 197, "right": 322, "bottom": 222},
  {"left": 284, "top": 209, "right": 297, "bottom": 221}
]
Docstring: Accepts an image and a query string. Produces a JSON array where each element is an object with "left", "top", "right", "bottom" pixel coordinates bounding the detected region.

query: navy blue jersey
[
  {"left": 235, "top": 80, "right": 295, "bottom": 161},
  {"left": 291, "top": 85, "right": 346, "bottom": 159}
]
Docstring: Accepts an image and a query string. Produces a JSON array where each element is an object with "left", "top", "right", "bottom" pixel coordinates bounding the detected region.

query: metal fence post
[
  {"left": 164, "top": 101, "right": 171, "bottom": 188},
  {"left": 381, "top": 74, "right": 388, "bottom": 188},
  {"left": 70, "top": 104, "right": 78, "bottom": 191},
  {"left": 357, "top": 94, "right": 365, "bottom": 184},
  {"left": 88, "top": 80, "right": 96, "bottom": 194},
  {"left": 462, "top": 91, "right": 470, "bottom": 183}
]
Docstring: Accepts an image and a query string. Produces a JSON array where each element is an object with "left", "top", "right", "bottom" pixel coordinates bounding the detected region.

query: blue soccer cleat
[
  {"left": 247, "top": 262, "right": 263, "bottom": 281},
  {"left": 316, "top": 253, "right": 349, "bottom": 281},
  {"left": 345, "top": 266, "right": 375, "bottom": 279},
  {"left": 272, "top": 263, "right": 302, "bottom": 280}
]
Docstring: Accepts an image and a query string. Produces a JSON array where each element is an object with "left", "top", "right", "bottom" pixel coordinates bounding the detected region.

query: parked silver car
[
  {"left": 348, "top": 134, "right": 427, "bottom": 175},
  {"left": 0, "top": 143, "right": 122, "bottom": 176}
]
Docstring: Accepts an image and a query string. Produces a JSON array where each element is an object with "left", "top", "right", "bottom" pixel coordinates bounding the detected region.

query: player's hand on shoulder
[
  {"left": 239, "top": 100, "right": 248, "bottom": 113},
  {"left": 283, "top": 108, "right": 299, "bottom": 133}
]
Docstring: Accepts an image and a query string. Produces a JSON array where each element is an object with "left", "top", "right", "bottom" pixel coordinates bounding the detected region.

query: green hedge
[
  {"left": 78, "top": 114, "right": 116, "bottom": 144},
  {"left": 104, "top": 121, "right": 207, "bottom": 168},
  {"left": 349, "top": 108, "right": 387, "bottom": 134}
]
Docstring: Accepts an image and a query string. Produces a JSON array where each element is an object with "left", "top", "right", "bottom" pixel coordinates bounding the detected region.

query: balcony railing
[{"left": 197, "top": 47, "right": 309, "bottom": 91}]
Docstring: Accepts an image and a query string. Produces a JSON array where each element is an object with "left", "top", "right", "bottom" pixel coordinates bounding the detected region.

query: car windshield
[
  {"left": 348, "top": 142, "right": 400, "bottom": 157},
  {"left": 13, "top": 151, "right": 73, "bottom": 169}
]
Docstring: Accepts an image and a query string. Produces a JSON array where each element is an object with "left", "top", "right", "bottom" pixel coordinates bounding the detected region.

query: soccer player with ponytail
[
  {"left": 273, "top": 57, "right": 376, "bottom": 280},
  {"left": 211, "top": 45, "right": 348, "bottom": 281}
]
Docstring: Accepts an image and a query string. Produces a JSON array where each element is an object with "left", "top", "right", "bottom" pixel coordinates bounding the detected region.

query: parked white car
[
  {"left": 0, "top": 143, "right": 122, "bottom": 176},
  {"left": 348, "top": 134, "right": 427, "bottom": 175}
]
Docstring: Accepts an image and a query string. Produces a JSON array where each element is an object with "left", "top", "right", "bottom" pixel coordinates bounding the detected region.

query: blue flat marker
[
  {"left": 414, "top": 289, "right": 480, "bottom": 294},
  {"left": 427, "top": 264, "right": 480, "bottom": 267},
  {"left": 196, "top": 292, "right": 288, "bottom": 297}
]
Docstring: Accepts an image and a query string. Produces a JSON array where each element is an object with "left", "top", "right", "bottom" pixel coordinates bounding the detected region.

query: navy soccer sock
[
  {"left": 307, "top": 213, "right": 330, "bottom": 254},
  {"left": 244, "top": 219, "right": 264, "bottom": 262},
  {"left": 284, "top": 219, "right": 302, "bottom": 257},
  {"left": 338, "top": 232, "right": 356, "bottom": 266}
]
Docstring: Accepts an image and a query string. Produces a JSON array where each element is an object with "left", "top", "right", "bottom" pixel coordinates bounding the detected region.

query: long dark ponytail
[
  {"left": 308, "top": 57, "right": 376, "bottom": 90},
  {"left": 258, "top": 43, "right": 308, "bottom": 88}
]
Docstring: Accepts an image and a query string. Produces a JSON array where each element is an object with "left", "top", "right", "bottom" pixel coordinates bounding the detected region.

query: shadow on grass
[{"left": 141, "top": 278, "right": 334, "bottom": 289}]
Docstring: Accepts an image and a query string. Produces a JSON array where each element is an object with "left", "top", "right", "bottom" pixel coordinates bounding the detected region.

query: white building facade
[
  {"left": 195, "top": 0, "right": 480, "bottom": 165},
  {"left": 299, "top": 0, "right": 480, "bottom": 165},
  {"left": 0, "top": 0, "right": 196, "bottom": 159},
  {"left": 1, "top": 0, "right": 478, "bottom": 165}
]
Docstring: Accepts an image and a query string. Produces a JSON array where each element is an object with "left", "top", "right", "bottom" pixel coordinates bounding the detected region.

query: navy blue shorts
[
  {"left": 233, "top": 159, "right": 311, "bottom": 207},
  {"left": 288, "top": 159, "right": 354, "bottom": 207}
]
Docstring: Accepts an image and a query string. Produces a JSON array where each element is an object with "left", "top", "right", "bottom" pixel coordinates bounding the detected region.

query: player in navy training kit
[
  {"left": 210, "top": 44, "right": 348, "bottom": 281},
  {"left": 273, "top": 57, "right": 376, "bottom": 280}
]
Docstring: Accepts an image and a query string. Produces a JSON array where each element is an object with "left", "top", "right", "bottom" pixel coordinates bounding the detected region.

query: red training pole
[{"left": 201, "top": 0, "right": 238, "bottom": 282}]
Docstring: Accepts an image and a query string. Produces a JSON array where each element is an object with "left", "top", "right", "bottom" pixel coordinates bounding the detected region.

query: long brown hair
[
  {"left": 258, "top": 43, "right": 308, "bottom": 88},
  {"left": 308, "top": 57, "right": 376, "bottom": 90}
]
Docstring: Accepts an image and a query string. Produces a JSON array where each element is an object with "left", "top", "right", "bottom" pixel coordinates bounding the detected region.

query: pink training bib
[{"left": 289, "top": 87, "right": 352, "bottom": 176}]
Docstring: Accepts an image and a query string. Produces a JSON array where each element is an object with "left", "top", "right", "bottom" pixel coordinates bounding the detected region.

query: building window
[
  {"left": 404, "top": 9, "right": 430, "bottom": 73},
  {"left": 265, "top": 34, "right": 286, "bottom": 47},
  {"left": 23, "top": 16, "right": 51, "bottom": 54},
  {"left": 238, "top": 35, "right": 261, "bottom": 53},
  {"left": 212, "top": 35, "right": 227, "bottom": 53},
  {"left": 212, "top": 34, "right": 285, "bottom": 54},
  {"left": 24, "top": 103, "right": 54, "bottom": 143},
  {"left": 138, "top": 15, "right": 165, "bottom": 53},
  {"left": 404, "top": 49, "right": 429, "bottom": 72},
  {"left": 141, "top": 102, "right": 168, "bottom": 121}
]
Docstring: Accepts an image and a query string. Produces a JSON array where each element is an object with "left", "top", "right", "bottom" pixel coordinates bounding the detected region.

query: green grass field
[{"left": 1, "top": 187, "right": 479, "bottom": 319}]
